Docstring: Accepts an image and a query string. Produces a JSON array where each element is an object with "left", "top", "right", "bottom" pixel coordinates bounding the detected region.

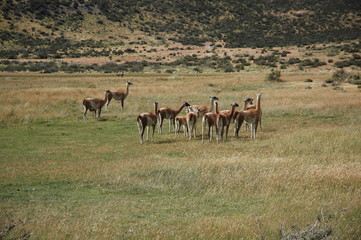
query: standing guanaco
[
  {"left": 233, "top": 98, "right": 253, "bottom": 138},
  {"left": 83, "top": 90, "right": 111, "bottom": 121},
  {"left": 106, "top": 81, "right": 133, "bottom": 110},
  {"left": 136, "top": 101, "right": 158, "bottom": 144},
  {"left": 216, "top": 103, "right": 239, "bottom": 142},
  {"left": 186, "top": 107, "right": 201, "bottom": 140},
  {"left": 175, "top": 106, "right": 192, "bottom": 138},
  {"left": 237, "top": 93, "right": 262, "bottom": 139},
  {"left": 189, "top": 96, "right": 219, "bottom": 118},
  {"left": 202, "top": 100, "right": 220, "bottom": 142},
  {"left": 158, "top": 101, "right": 190, "bottom": 134}
]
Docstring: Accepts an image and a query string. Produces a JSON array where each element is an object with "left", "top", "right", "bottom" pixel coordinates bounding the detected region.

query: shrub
[
  {"left": 266, "top": 70, "right": 282, "bottom": 82},
  {"left": 332, "top": 69, "right": 347, "bottom": 81},
  {"left": 130, "top": 63, "right": 144, "bottom": 72},
  {"left": 334, "top": 58, "right": 361, "bottom": 68},
  {"left": 300, "top": 58, "right": 326, "bottom": 68},
  {"left": 345, "top": 73, "right": 361, "bottom": 85},
  {"left": 223, "top": 64, "right": 235, "bottom": 72},
  {"left": 288, "top": 58, "right": 301, "bottom": 64},
  {"left": 193, "top": 67, "right": 203, "bottom": 73},
  {"left": 99, "top": 62, "right": 122, "bottom": 73},
  {"left": 253, "top": 54, "right": 278, "bottom": 67},
  {"left": 304, "top": 78, "right": 313, "bottom": 82},
  {"left": 165, "top": 69, "right": 176, "bottom": 74},
  {"left": 235, "top": 64, "right": 244, "bottom": 71}
]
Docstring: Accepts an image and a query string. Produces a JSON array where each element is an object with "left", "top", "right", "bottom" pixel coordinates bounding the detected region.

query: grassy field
[{"left": 0, "top": 71, "right": 360, "bottom": 239}]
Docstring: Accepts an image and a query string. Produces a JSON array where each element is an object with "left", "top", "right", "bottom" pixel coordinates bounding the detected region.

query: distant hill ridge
[{"left": 1, "top": 0, "right": 360, "bottom": 52}]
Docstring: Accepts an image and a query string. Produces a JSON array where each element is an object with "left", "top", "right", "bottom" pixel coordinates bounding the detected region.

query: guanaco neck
[
  {"left": 125, "top": 83, "right": 130, "bottom": 97},
  {"left": 154, "top": 102, "right": 158, "bottom": 115},
  {"left": 175, "top": 104, "right": 186, "bottom": 115},
  {"left": 243, "top": 101, "right": 248, "bottom": 110},
  {"left": 209, "top": 98, "right": 216, "bottom": 112},
  {"left": 230, "top": 104, "right": 236, "bottom": 118},
  {"left": 256, "top": 94, "right": 261, "bottom": 111},
  {"left": 215, "top": 101, "right": 219, "bottom": 114},
  {"left": 103, "top": 91, "right": 110, "bottom": 102}
]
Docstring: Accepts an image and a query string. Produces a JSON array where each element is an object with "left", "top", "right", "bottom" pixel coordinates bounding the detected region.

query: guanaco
[
  {"left": 83, "top": 90, "right": 111, "bottom": 121},
  {"left": 158, "top": 101, "right": 190, "bottom": 134},
  {"left": 136, "top": 101, "right": 158, "bottom": 144},
  {"left": 216, "top": 103, "right": 239, "bottom": 142},
  {"left": 186, "top": 107, "right": 201, "bottom": 140},
  {"left": 237, "top": 93, "right": 262, "bottom": 139},
  {"left": 233, "top": 97, "right": 253, "bottom": 138},
  {"left": 189, "top": 96, "right": 219, "bottom": 118},
  {"left": 106, "top": 81, "right": 133, "bottom": 110},
  {"left": 202, "top": 100, "right": 220, "bottom": 142},
  {"left": 175, "top": 106, "right": 192, "bottom": 138}
]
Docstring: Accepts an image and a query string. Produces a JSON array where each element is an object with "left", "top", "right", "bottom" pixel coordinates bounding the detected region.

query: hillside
[{"left": 1, "top": 0, "right": 361, "bottom": 48}]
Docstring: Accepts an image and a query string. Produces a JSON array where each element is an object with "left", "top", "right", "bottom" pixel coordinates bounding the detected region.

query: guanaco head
[
  {"left": 195, "top": 107, "right": 202, "bottom": 114},
  {"left": 209, "top": 96, "right": 219, "bottom": 101},
  {"left": 186, "top": 106, "right": 192, "bottom": 113},
  {"left": 243, "top": 97, "right": 253, "bottom": 104},
  {"left": 231, "top": 103, "right": 239, "bottom": 107},
  {"left": 183, "top": 102, "right": 190, "bottom": 107},
  {"left": 126, "top": 81, "right": 133, "bottom": 86},
  {"left": 104, "top": 89, "right": 111, "bottom": 97}
]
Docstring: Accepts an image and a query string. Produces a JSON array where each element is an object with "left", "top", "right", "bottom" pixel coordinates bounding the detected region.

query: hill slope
[{"left": 1, "top": 0, "right": 360, "bottom": 52}]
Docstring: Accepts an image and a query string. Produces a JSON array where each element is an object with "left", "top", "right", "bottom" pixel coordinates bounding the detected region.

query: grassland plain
[{"left": 0, "top": 71, "right": 360, "bottom": 239}]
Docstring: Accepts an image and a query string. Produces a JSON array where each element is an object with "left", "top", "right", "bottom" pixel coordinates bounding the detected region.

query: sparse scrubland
[{"left": 0, "top": 70, "right": 360, "bottom": 239}]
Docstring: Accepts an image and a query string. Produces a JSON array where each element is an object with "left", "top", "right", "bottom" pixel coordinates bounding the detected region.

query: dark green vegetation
[
  {"left": 326, "top": 68, "right": 361, "bottom": 85},
  {"left": 1, "top": 45, "right": 361, "bottom": 73},
  {"left": 1, "top": 0, "right": 361, "bottom": 58},
  {"left": 0, "top": 55, "right": 239, "bottom": 73}
]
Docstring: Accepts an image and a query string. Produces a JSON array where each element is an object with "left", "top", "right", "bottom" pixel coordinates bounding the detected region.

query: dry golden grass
[{"left": 0, "top": 70, "right": 360, "bottom": 239}]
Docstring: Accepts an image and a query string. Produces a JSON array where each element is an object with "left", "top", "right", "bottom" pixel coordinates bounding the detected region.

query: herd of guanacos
[{"left": 82, "top": 80, "right": 262, "bottom": 144}]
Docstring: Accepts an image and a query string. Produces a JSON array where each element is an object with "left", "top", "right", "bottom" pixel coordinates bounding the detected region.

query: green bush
[
  {"left": 345, "top": 74, "right": 361, "bottom": 85},
  {"left": 165, "top": 69, "right": 176, "bottom": 73},
  {"left": 266, "top": 70, "right": 282, "bottom": 82},
  {"left": 193, "top": 67, "right": 203, "bottom": 73}
]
